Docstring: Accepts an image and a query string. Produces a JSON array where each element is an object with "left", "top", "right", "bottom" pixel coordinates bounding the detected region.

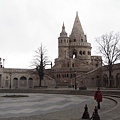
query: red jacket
[{"left": 94, "top": 91, "right": 102, "bottom": 102}]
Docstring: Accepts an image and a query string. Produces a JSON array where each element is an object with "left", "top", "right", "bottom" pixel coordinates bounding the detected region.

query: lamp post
[
  {"left": 74, "top": 71, "right": 77, "bottom": 90},
  {"left": 97, "top": 76, "right": 100, "bottom": 87},
  {"left": 9, "top": 72, "right": 12, "bottom": 89},
  {"left": 70, "top": 68, "right": 72, "bottom": 86}
]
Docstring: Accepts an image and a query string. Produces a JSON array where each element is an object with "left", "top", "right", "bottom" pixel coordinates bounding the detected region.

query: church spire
[
  {"left": 76, "top": 11, "right": 78, "bottom": 16},
  {"left": 70, "top": 12, "right": 85, "bottom": 42},
  {"left": 72, "top": 12, "right": 84, "bottom": 34},
  {"left": 60, "top": 22, "right": 68, "bottom": 37}
]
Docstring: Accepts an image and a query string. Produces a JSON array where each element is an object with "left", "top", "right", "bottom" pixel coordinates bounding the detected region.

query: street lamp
[
  {"left": 9, "top": 72, "right": 12, "bottom": 89},
  {"left": 70, "top": 68, "right": 72, "bottom": 86},
  {"left": 74, "top": 71, "right": 77, "bottom": 90}
]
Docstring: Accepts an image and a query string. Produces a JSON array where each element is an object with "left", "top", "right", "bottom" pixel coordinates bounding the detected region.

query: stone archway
[
  {"left": 13, "top": 78, "right": 18, "bottom": 88},
  {"left": 103, "top": 74, "right": 108, "bottom": 87},
  {"left": 116, "top": 73, "right": 120, "bottom": 88},
  {"left": 72, "top": 49, "right": 77, "bottom": 58},
  {"left": 28, "top": 78, "right": 33, "bottom": 88},
  {"left": 20, "top": 76, "right": 27, "bottom": 87}
]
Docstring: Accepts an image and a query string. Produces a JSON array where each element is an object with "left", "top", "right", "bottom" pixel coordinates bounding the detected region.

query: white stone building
[{"left": 0, "top": 13, "right": 120, "bottom": 89}]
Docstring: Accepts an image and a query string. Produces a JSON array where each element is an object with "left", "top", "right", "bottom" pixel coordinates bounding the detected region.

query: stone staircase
[{"left": 76, "top": 67, "right": 102, "bottom": 87}]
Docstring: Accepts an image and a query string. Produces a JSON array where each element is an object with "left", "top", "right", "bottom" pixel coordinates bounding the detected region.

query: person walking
[{"left": 94, "top": 87, "right": 102, "bottom": 109}]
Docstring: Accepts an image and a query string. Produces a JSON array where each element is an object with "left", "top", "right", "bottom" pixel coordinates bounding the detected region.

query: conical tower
[
  {"left": 69, "top": 12, "right": 92, "bottom": 65},
  {"left": 70, "top": 11, "right": 86, "bottom": 43}
]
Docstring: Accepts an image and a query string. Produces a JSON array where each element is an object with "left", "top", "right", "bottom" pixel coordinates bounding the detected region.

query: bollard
[
  {"left": 90, "top": 106, "right": 100, "bottom": 120},
  {"left": 82, "top": 104, "right": 90, "bottom": 119}
]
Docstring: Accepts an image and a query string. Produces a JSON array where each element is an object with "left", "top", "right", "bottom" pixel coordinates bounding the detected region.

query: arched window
[
  {"left": 83, "top": 51, "right": 85, "bottom": 55},
  {"left": 79, "top": 51, "right": 82, "bottom": 55},
  {"left": 74, "top": 39, "right": 76, "bottom": 42},
  {"left": 72, "top": 63, "right": 74, "bottom": 67},
  {"left": 59, "top": 74, "right": 60, "bottom": 78},
  {"left": 72, "top": 49, "right": 77, "bottom": 58},
  {"left": 96, "top": 64, "right": 98, "bottom": 67},
  {"left": 67, "top": 74, "right": 69, "bottom": 78},
  {"left": 67, "top": 63, "right": 69, "bottom": 67},
  {"left": 103, "top": 74, "right": 108, "bottom": 87}
]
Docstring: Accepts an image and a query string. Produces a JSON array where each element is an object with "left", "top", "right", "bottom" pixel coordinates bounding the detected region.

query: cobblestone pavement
[{"left": 0, "top": 93, "right": 118, "bottom": 120}]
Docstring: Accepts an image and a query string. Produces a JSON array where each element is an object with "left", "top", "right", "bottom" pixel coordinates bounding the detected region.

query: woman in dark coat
[{"left": 94, "top": 87, "right": 102, "bottom": 109}]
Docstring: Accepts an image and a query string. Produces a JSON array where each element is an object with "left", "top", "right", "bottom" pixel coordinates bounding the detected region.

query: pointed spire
[
  {"left": 70, "top": 12, "right": 85, "bottom": 42},
  {"left": 60, "top": 22, "right": 68, "bottom": 37},
  {"left": 62, "top": 22, "right": 65, "bottom": 29},
  {"left": 76, "top": 11, "right": 78, "bottom": 16},
  {"left": 75, "top": 12, "right": 84, "bottom": 33}
]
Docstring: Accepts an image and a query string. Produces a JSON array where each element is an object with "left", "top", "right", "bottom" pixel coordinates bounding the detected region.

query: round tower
[{"left": 58, "top": 23, "right": 69, "bottom": 59}]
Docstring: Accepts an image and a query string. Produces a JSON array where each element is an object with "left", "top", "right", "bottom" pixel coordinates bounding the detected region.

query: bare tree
[
  {"left": 96, "top": 32, "right": 120, "bottom": 87},
  {"left": 32, "top": 44, "right": 48, "bottom": 87}
]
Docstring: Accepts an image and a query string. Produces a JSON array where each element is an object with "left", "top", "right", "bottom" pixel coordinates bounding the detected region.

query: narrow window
[
  {"left": 79, "top": 51, "right": 82, "bottom": 55},
  {"left": 83, "top": 51, "right": 85, "bottom": 55},
  {"left": 74, "top": 39, "right": 76, "bottom": 42},
  {"left": 72, "top": 50, "right": 77, "bottom": 58},
  {"left": 72, "top": 63, "right": 74, "bottom": 67}
]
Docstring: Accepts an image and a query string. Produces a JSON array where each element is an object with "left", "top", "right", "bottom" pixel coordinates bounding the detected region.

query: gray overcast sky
[{"left": 0, "top": 0, "right": 120, "bottom": 69}]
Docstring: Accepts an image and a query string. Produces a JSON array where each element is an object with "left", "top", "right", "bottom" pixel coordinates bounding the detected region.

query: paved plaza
[
  {"left": 0, "top": 92, "right": 119, "bottom": 120},
  {"left": 0, "top": 93, "right": 94, "bottom": 119}
]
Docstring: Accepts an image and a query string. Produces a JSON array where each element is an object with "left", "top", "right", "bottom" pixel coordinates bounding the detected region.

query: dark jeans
[{"left": 97, "top": 102, "right": 100, "bottom": 109}]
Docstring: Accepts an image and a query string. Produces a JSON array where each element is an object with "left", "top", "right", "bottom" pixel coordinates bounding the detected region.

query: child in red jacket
[{"left": 94, "top": 87, "right": 102, "bottom": 109}]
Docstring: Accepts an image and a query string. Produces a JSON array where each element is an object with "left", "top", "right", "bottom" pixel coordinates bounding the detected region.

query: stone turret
[
  {"left": 58, "top": 23, "right": 69, "bottom": 59},
  {"left": 59, "top": 22, "right": 68, "bottom": 37},
  {"left": 69, "top": 12, "right": 92, "bottom": 65}
]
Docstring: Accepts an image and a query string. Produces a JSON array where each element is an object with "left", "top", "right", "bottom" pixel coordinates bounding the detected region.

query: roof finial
[
  {"left": 76, "top": 11, "right": 78, "bottom": 16},
  {"left": 62, "top": 22, "right": 65, "bottom": 28},
  {"left": 60, "top": 22, "right": 68, "bottom": 37}
]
